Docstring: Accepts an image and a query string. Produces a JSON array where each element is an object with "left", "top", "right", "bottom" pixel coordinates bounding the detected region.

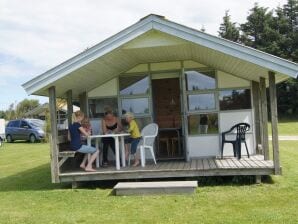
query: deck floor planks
[
  {"left": 226, "top": 158, "right": 237, "bottom": 168},
  {"left": 197, "top": 159, "right": 204, "bottom": 170},
  {"left": 214, "top": 159, "right": 224, "bottom": 168},
  {"left": 207, "top": 158, "right": 217, "bottom": 169},
  {"left": 220, "top": 159, "right": 230, "bottom": 168},
  {"left": 238, "top": 159, "right": 252, "bottom": 168},
  {"left": 231, "top": 158, "right": 245, "bottom": 168},
  {"left": 242, "top": 158, "right": 259, "bottom": 168},
  {"left": 177, "top": 161, "right": 186, "bottom": 170},
  {"left": 190, "top": 159, "right": 197, "bottom": 170},
  {"left": 202, "top": 159, "right": 210, "bottom": 170}
]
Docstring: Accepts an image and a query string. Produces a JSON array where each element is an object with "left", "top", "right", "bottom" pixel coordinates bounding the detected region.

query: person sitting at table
[
  {"left": 68, "top": 111, "right": 99, "bottom": 172},
  {"left": 124, "top": 112, "right": 141, "bottom": 167},
  {"left": 81, "top": 117, "right": 92, "bottom": 144},
  {"left": 101, "top": 108, "right": 122, "bottom": 167}
]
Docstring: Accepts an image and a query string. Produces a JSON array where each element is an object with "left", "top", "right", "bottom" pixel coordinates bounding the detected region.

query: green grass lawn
[
  {"left": 0, "top": 141, "right": 298, "bottom": 224},
  {"left": 268, "top": 119, "right": 298, "bottom": 136}
]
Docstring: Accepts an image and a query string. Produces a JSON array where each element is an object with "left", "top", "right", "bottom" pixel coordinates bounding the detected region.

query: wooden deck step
[{"left": 114, "top": 181, "right": 197, "bottom": 196}]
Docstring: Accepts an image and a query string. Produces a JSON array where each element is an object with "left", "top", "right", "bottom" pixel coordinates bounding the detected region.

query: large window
[
  {"left": 88, "top": 98, "right": 118, "bottom": 118},
  {"left": 185, "top": 70, "right": 216, "bottom": 90},
  {"left": 188, "top": 113, "right": 218, "bottom": 135},
  {"left": 219, "top": 89, "right": 251, "bottom": 110},
  {"left": 119, "top": 75, "right": 150, "bottom": 116},
  {"left": 119, "top": 75, "right": 149, "bottom": 95},
  {"left": 188, "top": 94, "right": 216, "bottom": 111},
  {"left": 121, "top": 98, "right": 149, "bottom": 115},
  {"left": 185, "top": 70, "right": 218, "bottom": 135}
]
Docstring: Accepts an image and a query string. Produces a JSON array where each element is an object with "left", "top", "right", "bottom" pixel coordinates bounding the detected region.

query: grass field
[
  {"left": 268, "top": 119, "right": 298, "bottom": 136},
  {"left": 0, "top": 140, "right": 298, "bottom": 223}
]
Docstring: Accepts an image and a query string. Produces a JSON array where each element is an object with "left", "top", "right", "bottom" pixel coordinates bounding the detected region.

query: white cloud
[{"left": 0, "top": 0, "right": 288, "bottom": 110}]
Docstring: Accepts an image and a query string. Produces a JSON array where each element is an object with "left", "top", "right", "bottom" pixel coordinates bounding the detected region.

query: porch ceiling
[{"left": 23, "top": 15, "right": 297, "bottom": 99}]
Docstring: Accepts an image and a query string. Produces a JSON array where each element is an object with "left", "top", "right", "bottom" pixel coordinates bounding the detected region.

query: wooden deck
[{"left": 59, "top": 155, "right": 275, "bottom": 183}]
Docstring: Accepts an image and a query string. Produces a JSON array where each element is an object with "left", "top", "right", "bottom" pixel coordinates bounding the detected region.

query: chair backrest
[
  {"left": 235, "top": 123, "right": 250, "bottom": 141},
  {"left": 141, "top": 123, "right": 159, "bottom": 146}
]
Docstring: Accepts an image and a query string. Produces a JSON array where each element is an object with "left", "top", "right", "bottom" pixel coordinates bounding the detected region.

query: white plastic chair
[{"left": 139, "top": 123, "right": 159, "bottom": 167}]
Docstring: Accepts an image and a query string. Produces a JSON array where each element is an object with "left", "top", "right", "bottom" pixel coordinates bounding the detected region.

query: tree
[
  {"left": 15, "top": 99, "right": 40, "bottom": 118},
  {"left": 218, "top": 1, "right": 298, "bottom": 118},
  {"left": 240, "top": 3, "right": 279, "bottom": 54},
  {"left": 0, "top": 111, "right": 5, "bottom": 119},
  {"left": 218, "top": 10, "right": 240, "bottom": 42},
  {"left": 283, "top": 0, "right": 298, "bottom": 61}
]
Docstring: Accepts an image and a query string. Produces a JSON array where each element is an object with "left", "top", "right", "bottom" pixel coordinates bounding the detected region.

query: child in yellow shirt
[{"left": 124, "top": 112, "right": 141, "bottom": 166}]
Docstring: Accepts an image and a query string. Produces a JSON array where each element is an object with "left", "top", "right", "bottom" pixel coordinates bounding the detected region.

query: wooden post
[
  {"left": 49, "top": 86, "right": 60, "bottom": 183},
  {"left": 79, "top": 91, "right": 87, "bottom": 114},
  {"left": 66, "top": 90, "right": 73, "bottom": 127},
  {"left": 252, "top": 81, "right": 261, "bottom": 153},
  {"left": 259, "top": 77, "right": 269, "bottom": 160},
  {"left": 268, "top": 72, "right": 281, "bottom": 175}
]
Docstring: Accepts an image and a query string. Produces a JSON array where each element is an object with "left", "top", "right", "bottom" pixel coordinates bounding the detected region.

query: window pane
[
  {"left": 119, "top": 75, "right": 149, "bottom": 95},
  {"left": 219, "top": 89, "right": 251, "bottom": 110},
  {"left": 88, "top": 98, "right": 118, "bottom": 118},
  {"left": 121, "top": 98, "right": 149, "bottom": 115},
  {"left": 135, "top": 117, "right": 152, "bottom": 130},
  {"left": 185, "top": 70, "right": 216, "bottom": 90},
  {"left": 188, "top": 113, "right": 218, "bottom": 135},
  {"left": 188, "top": 94, "right": 216, "bottom": 111}
]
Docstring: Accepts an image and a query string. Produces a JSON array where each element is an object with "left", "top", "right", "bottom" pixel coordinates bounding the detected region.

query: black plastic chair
[{"left": 221, "top": 123, "right": 250, "bottom": 159}]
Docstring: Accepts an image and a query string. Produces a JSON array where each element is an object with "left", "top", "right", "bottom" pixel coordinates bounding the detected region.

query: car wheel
[
  {"left": 29, "top": 134, "right": 36, "bottom": 143},
  {"left": 6, "top": 135, "right": 13, "bottom": 143}
]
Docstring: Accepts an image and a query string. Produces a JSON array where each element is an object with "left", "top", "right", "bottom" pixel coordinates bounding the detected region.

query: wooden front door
[{"left": 152, "top": 78, "right": 183, "bottom": 159}]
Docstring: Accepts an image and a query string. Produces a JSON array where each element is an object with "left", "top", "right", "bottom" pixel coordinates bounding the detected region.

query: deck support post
[
  {"left": 66, "top": 90, "right": 73, "bottom": 127},
  {"left": 79, "top": 91, "right": 87, "bottom": 114},
  {"left": 259, "top": 77, "right": 269, "bottom": 160},
  {"left": 72, "top": 181, "right": 78, "bottom": 189},
  {"left": 49, "top": 86, "right": 60, "bottom": 183},
  {"left": 255, "top": 175, "right": 262, "bottom": 184},
  {"left": 268, "top": 72, "right": 281, "bottom": 175},
  {"left": 252, "top": 81, "right": 262, "bottom": 153}
]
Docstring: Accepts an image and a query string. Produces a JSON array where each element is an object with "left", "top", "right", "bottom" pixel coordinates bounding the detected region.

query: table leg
[
  {"left": 114, "top": 136, "right": 120, "bottom": 170},
  {"left": 87, "top": 137, "right": 91, "bottom": 162},
  {"left": 95, "top": 138, "right": 99, "bottom": 168},
  {"left": 120, "top": 136, "right": 126, "bottom": 167}
]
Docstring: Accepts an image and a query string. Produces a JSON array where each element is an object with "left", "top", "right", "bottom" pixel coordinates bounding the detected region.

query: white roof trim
[{"left": 23, "top": 14, "right": 298, "bottom": 95}]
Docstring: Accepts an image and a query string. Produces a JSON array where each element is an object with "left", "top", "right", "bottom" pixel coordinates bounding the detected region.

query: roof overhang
[{"left": 22, "top": 14, "right": 298, "bottom": 98}]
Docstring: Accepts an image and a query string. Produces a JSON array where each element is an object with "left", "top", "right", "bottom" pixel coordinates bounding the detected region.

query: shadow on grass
[
  {"left": 0, "top": 163, "right": 70, "bottom": 192},
  {"left": 71, "top": 175, "right": 275, "bottom": 191}
]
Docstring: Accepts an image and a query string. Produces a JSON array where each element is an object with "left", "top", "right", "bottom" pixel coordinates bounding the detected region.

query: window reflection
[
  {"left": 188, "top": 113, "right": 218, "bottom": 135},
  {"left": 121, "top": 98, "right": 149, "bottom": 115},
  {"left": 120, "top": 76, "right": 149, "bottom": 95},
  {"left": 188, "top": 94, "right": 216, "bottom": 111},
  {"left": 219, "top": 89, "right": 251, "bottom": 110},
  {"left": 89, "top": 98, "right": 118, "bottom": 118},
  {"left": 185, "top": 70, "right": 216, "bottom": 90}
]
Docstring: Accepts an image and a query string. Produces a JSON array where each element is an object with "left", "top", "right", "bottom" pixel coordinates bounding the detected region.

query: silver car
[{"left": 5, "top": 119, "right": 45, "bottom": 143}]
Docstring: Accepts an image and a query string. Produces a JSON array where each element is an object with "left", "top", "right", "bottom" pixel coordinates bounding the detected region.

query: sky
[{"left": 0, "top": 0, "right": 288, "bottom": 111}]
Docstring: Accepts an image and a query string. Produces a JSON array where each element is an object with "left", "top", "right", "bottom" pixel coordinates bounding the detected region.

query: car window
[
  {"left": 28, "top": 120, "right": 45, "bottom": 129},
  {"left": 9, "top": 120, "right": 20, "bottom": 127},
  {"left": 20, "top": 121, "right": 29, "bottom": 128}
]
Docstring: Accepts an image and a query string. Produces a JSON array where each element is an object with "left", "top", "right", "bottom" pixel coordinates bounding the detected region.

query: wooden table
[{"left": 87, "top": 133, "right": 130, "bottom": 170}]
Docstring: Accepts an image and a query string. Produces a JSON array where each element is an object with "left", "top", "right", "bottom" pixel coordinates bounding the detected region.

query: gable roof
[{"left": 23, "top": 14, "right": 298, "bottom": 98}]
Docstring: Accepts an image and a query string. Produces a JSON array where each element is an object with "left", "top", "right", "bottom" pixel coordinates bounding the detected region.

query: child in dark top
[{"left": 68, "top": 111, "right": 99, "bottom": 172}]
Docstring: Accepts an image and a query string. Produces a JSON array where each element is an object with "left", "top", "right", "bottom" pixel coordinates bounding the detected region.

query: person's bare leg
[
  {"left": 80, "top": 154, "right": 88, "bottom": 169},
  {"left": 132, "top": 150, "right": 140, "bottom": 167},
  {"left": 85, "top": 150, "right": 99, "bottom": 171}
]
